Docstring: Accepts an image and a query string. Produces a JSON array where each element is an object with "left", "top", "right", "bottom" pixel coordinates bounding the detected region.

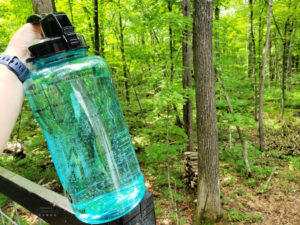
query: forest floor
[
  {"left": 148, "top": 154, "right": 300, "bottom": 225},
  {"left": 145, "top": 118, "right": 300, "bottom": 225},
  {"left": 0, "top": 145, "right": 299, "bottom": 225},
  {"left": 0, "top": 118, "right": 299, "bottom": 225},
  {"left": 218, "top": 162, "right": 300, "bottom": 225}
]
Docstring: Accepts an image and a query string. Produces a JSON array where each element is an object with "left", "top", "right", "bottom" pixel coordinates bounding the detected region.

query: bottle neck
[{"left": 32, "top": 49, "right": 87, "bottom": 69}]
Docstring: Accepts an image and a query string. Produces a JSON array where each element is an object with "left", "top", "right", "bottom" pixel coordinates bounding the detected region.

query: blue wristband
[{"left": 0, "top": 54, "right": 29, "bottom": 83}]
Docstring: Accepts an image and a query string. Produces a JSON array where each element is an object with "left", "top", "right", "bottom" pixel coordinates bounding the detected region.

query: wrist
[
  {"left": 0, "top": 64, "right": 20, "bottom": 83},
  {"left": 0, "top": 54, "right": 30, "bottom": 83},
  {"left": 4, "top": 47, "right": 27, "bottom": 64}
]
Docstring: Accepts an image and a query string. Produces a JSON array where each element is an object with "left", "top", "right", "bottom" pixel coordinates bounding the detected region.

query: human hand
[
  {"left": 0, "top": 24, "right": 44, "bottom": 153},
  {"left": 4, "top": 23, "right": 43, "bottom": 64}
]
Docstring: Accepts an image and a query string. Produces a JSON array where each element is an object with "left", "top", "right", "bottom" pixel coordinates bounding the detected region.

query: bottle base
[{"left": 72, "top": 175, "right": 146, "bottom": 224}]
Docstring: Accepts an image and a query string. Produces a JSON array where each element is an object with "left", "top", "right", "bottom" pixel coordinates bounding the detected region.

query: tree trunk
[
  {"left": 255, "top": 7, "right": 262, "bottom": 122},
  {"left": 259, "top": 0, "right": 272, "bottom": 152},
  {"left": 214, "top": 3, "right": 220, "bottom": 62},
  {"left": 248, "top": 37, "right": 253, "bottom": 78},
  {"left": 193, "top": 0, "right": 222, "bottom": 223},
  {"left": 280, "top": 19, "right": 291, "bottom": 121},
  {"left": 99, "top": 0, "right": 105, "bottom": 57},
  {"left": 287, "top": 20, "right": 296, "bottom": 91},
  {"left": 279, "top": 1, "right": 297, "bottom": 120},
  {"left": 295, "top": 44, "right": 300, "bottom": 73},
  {"left": 257, "top": 1, "right": 267, "bottom": 76},
  {"left": 51, "top": 0, "right": 57, "bottom": 12},
  {"left": 94, "top": 0, "right": 100, "bottom": 56},
  {"left": 274, "top": 42, "right": 279, "bottom": 88},
  {"left": 182, "top": 0, "right": 194, "bottom": 152},
  {"left": 31, "top": 0, "right": 55, "bottom": 14},
  {"left": 83, "top": 7, "right": 95, "bottom": 48},
  {"left": 68, "top": 0, "right": 74, "bottom": 23},
  {"left": 169, "top": 0, "right": 174, "bottom": 82},
  {"left": 268, "top": 35, "right": 272, "bottom": 88},
  {"left": 254, "top": 1, "right": 267, "bottom": 122},
  {"left": 249, "top": 0, "right": 258, "bottom": 121},
  {"left": 119, "top": 13, "right": 130, "bottom": 103}
]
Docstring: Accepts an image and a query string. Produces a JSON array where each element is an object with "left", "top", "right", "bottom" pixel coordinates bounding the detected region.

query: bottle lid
[{"left": 26, "top": 13, "right": 88, "bottom": 62}]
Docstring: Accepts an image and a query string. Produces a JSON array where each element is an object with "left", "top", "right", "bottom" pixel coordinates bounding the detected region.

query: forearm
[{"left": 0, "top": 64, "right": 24, "bottom": 154}]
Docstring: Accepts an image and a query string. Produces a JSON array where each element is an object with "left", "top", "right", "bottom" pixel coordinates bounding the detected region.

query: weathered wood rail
[{"left": 0, "top": 166, "right": 155, "bottom": 225}]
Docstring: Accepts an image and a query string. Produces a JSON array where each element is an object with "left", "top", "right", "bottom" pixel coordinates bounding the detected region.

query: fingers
[
  {"left": 30, "top": 24, "right": 45, "bottom": 38},
  {"left": 5, "top": 23, "right": 44, "bottom": 63},
  {"left": 22, "top": 23, "right": 44, "bottom": 39}
]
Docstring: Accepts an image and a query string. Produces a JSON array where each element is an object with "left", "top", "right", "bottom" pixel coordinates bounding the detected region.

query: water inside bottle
[{"left": 24, "top": 73, "right": 145, "bottom": 223}]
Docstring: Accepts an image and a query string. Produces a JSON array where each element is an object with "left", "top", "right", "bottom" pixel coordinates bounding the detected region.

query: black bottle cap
[{"left": 26, "top": 13, "right": 88, "bottom": 62}]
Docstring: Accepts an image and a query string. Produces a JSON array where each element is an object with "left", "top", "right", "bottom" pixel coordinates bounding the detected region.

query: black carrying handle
[
  {"left": 26, "top": 13, "right": 88, "bottom": 62},
  {"left": 26, "top": 13, "right": 80, "bottom": 48},
  {"left": 26, "top": 14, "right": 45, "bottom": 24}
]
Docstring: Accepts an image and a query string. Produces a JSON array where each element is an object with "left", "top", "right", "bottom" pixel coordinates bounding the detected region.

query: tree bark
[
  {"left": 31, "top": 0, "right": 56, "bottom": 14},
  {"left": 68, "top": 0, "right": 74, "bottom": 23},
  {"left": 254, "top": 0, "right": 267, "bottom": 122},
  {"left": 287, "top": 20, "right": 296, "bottom": 91},
  {"left": 182, "top": 0, "right": 194, "bottom": 152},
  {"left": 279, "top": 1, "right": 297, "bottom": 120},
  {"left": 268, "top": 34, "right": 273, "bottom": 88},
  {"left": 94, "top": 0, "right": 100, "bottom": 56},
  {"left": 295, "top": 44, "right": 300, "bottom": 73},
  {"left": 51, "top": 0, "right": 57, "bottom": 12},
  {"left": 280, "top": 19, "right": 291, "bottom": 121},
  {"left": 99, "top": 0, "right": 105, "bottom": 57},
  {"left": 248, "top": 37, "right": 253, "bottom": 78},
  {"left": 255, "top": 5, "right": 262, "bottom": 122},
  {"left": 257, "top": 1, "right": 267, "bottom": 76},
  {"left": 119, "top": 13, "right": 130, "bottom": 103},
  {"left": 249, "top": 0, "right": 258, "bottom": 121},
  {"left": 193, "top": 0, "right": 222, "bottom": 223},
  {"left": 214, "top": 2, "right": 220, "bottom": 62},
  {"left": 274, "top": 42, "right": 279, "bottom": 88},
  {"left": 259, "top": 0, "right": 272, "bottom": 152}
]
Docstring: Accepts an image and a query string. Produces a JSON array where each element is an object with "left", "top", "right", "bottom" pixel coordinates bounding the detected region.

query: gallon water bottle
[{"left": 23, "top": 13, "right": 145, "bottom": 224}]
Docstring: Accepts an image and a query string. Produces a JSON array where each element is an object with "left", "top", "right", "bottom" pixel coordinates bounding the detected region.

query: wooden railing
[{"left": 0, "top": 166, "right": 155, "bottom": 225}]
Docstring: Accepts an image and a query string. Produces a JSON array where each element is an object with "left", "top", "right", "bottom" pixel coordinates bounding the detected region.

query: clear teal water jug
[{"left": 23, "top": 13, "right": 145, "bottom": 224}]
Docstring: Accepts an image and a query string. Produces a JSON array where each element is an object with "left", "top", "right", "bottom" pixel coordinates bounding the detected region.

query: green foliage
[
  {"left": 227, "top": 210, "right": 262, "bottom": 223},
  {"left": 230, "top": 193, "right": 238, "bottom": 200},
  {"left": 290, "top": 156, "right": 300, "bottom": 170},
  {"left": 0, "top": 152, "right": 59, "bottom": 185},
  {"left": 237, "top": 188, "right": 245, "bottom": 196},
  {"left": 0, "top": 193, "right": 7, "bottom": 207},
  {"left": 0, "top": 0, "right": 33, "bottom": 51}
]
